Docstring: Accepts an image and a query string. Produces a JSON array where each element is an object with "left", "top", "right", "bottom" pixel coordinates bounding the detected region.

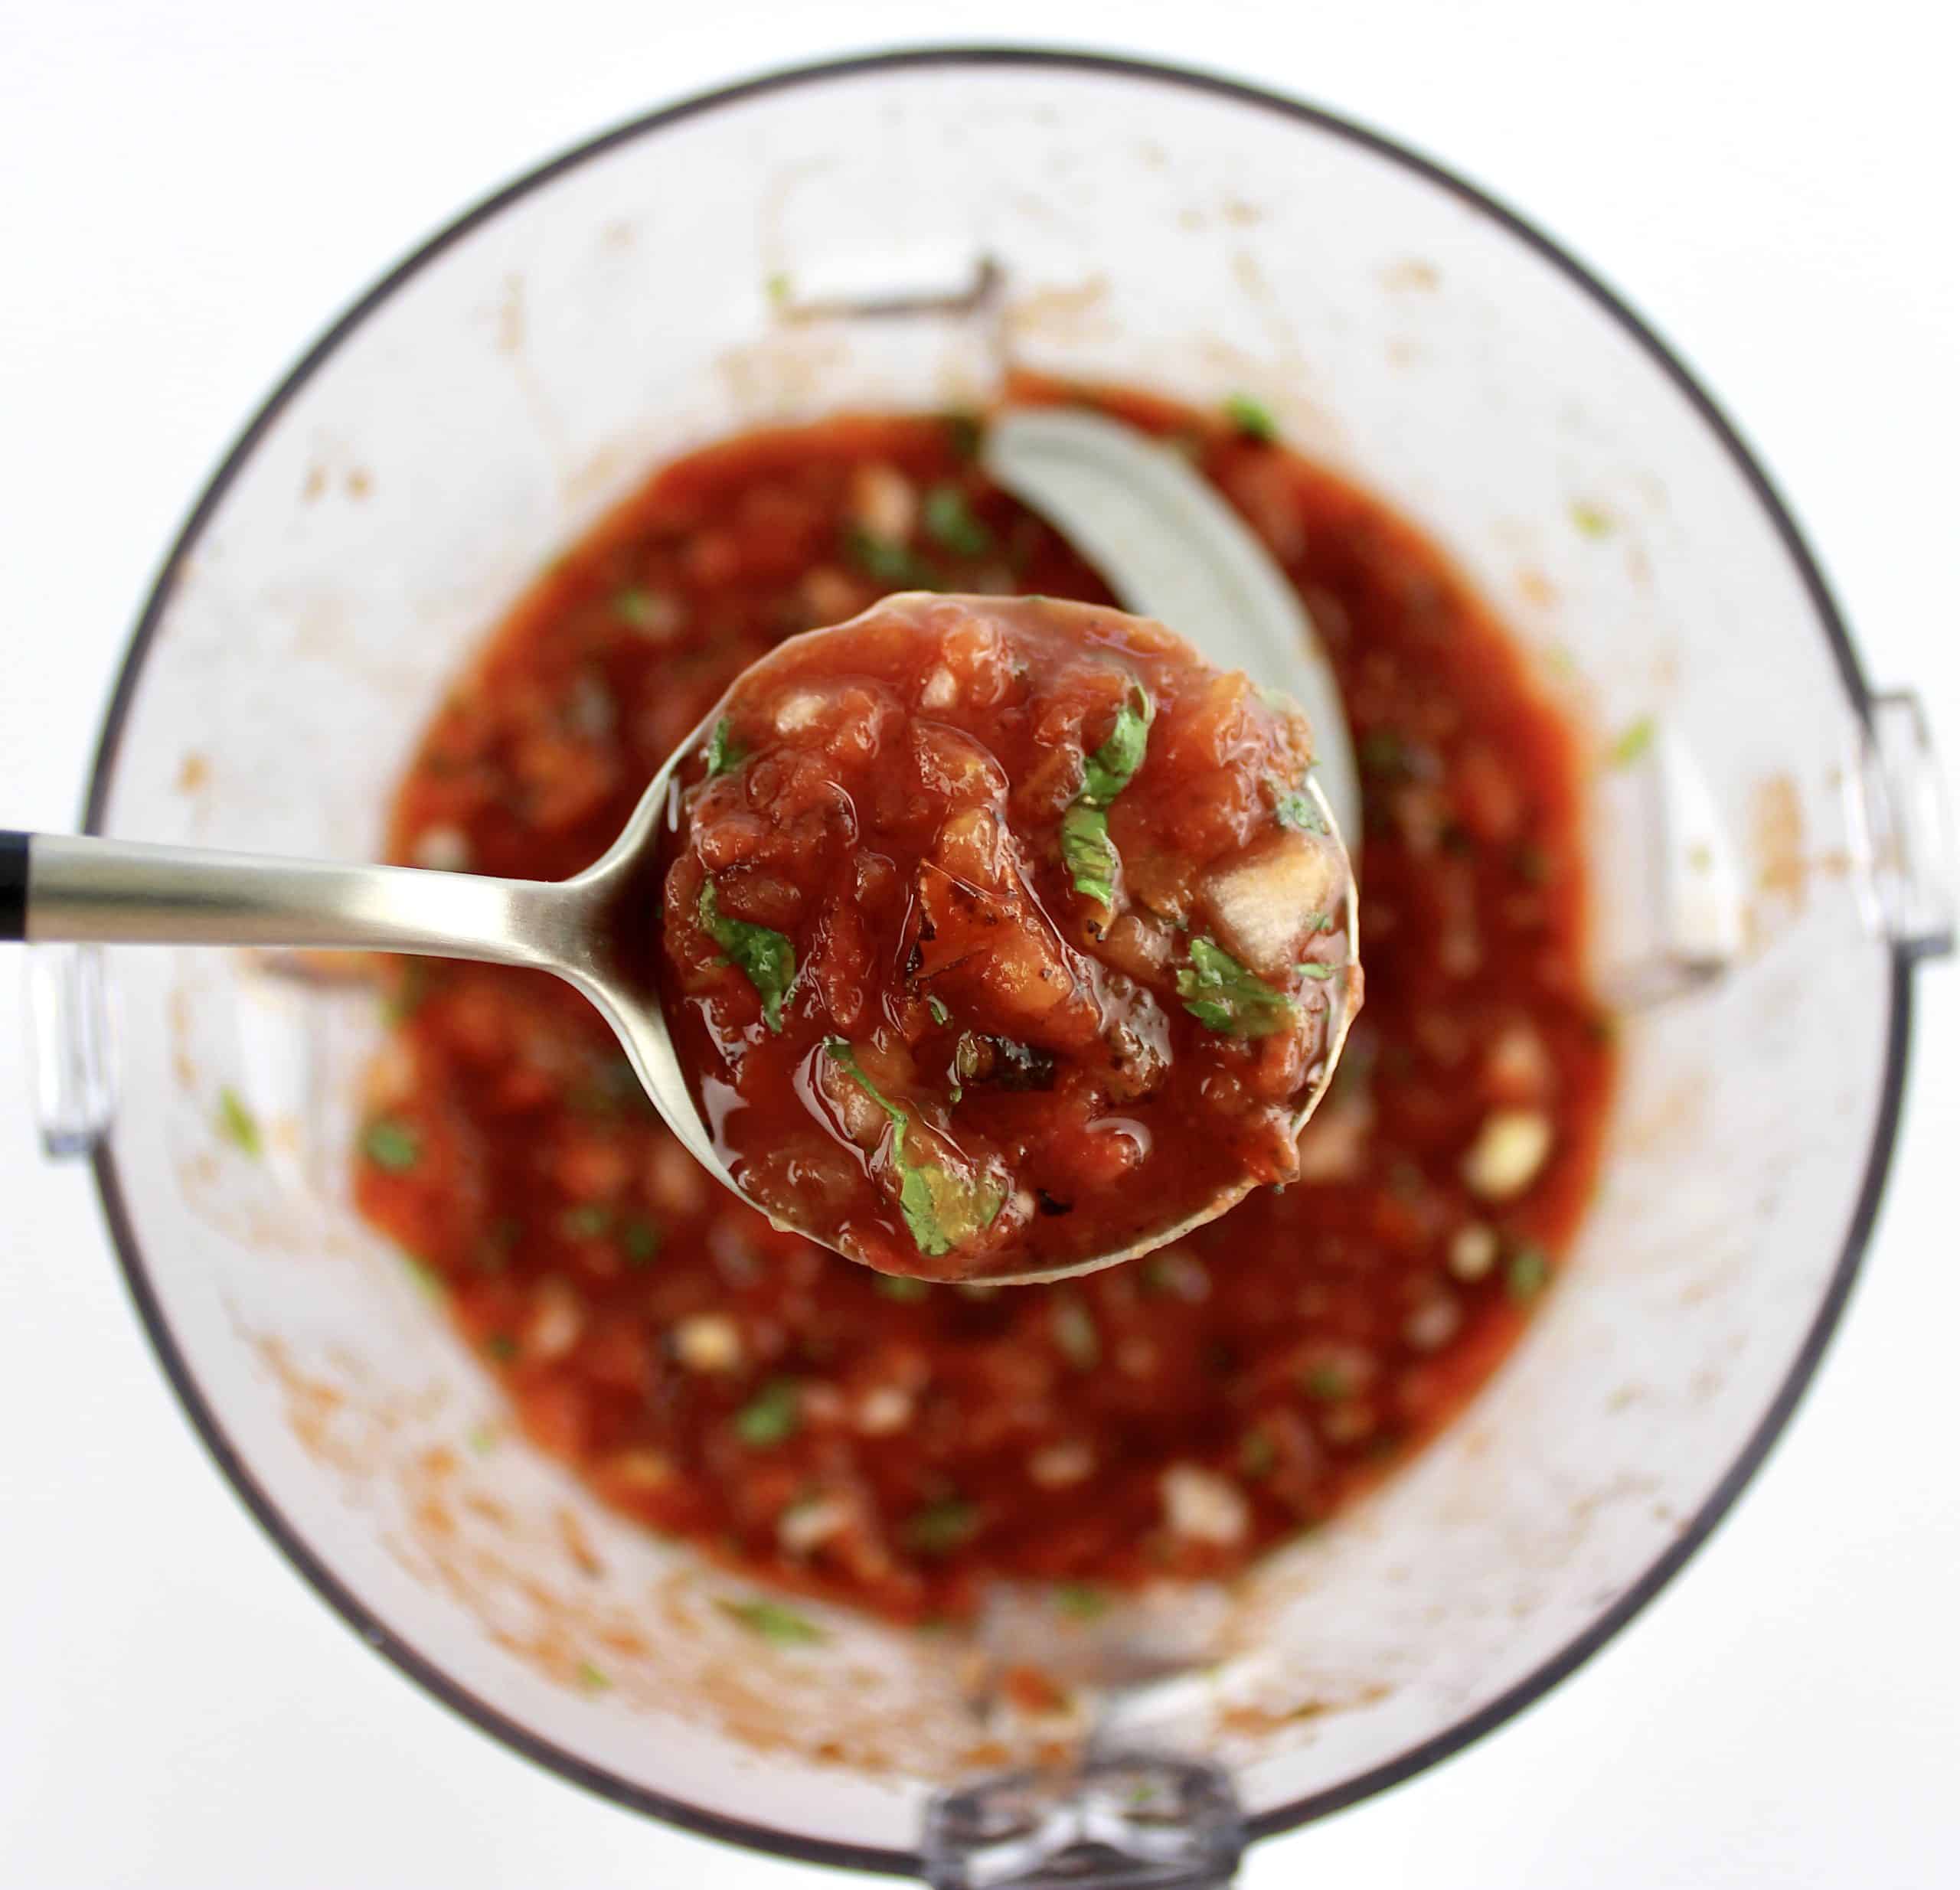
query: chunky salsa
[
  {"left": 655, "top": 592, "right": 1356, "bottom": 1280},
  {"left": 354, "top": 385, "right": 1612, "bottom": 1625}
]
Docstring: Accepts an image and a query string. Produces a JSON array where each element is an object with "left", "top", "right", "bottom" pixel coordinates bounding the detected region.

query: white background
[{"left": 3, "top": 4, "right": 1955, "bottom": 1885}]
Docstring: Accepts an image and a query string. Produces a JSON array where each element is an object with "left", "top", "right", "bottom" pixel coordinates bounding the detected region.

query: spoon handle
[{"left": 0, "top": 828, "right": 573, "bottom": 971}]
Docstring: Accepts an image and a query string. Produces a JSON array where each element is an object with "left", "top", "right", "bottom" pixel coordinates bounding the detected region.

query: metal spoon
[{"left": 3, "top": 421, "right": 1359, "bottom": 1280}]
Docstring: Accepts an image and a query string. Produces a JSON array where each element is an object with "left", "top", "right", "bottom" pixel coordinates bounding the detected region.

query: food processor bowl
[{"left": 36, "top": 49, "right": 1952, "bottom": 1879}]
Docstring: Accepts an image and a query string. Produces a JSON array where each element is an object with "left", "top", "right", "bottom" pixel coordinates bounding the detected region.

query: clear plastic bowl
[{"left": 43, "top": 47, "right": 1952, "bottom": 1879}]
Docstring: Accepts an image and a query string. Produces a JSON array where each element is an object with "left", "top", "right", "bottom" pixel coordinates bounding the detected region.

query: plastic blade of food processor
[{"left": 985, "top": 406, "right": 1361, "bottom": 846}]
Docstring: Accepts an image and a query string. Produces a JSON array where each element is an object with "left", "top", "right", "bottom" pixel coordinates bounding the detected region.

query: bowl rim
[{"left": 78, "top": 43, "right": 1916, "bottom": 1877}]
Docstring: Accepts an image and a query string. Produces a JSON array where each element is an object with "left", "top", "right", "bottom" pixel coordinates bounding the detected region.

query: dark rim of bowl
[{"left": 80, "top": 44, "right": 1915, "bottom": 1879}]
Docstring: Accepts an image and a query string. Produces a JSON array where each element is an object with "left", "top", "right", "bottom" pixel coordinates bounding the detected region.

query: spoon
[{"left": 3, "top": 415, "right": 1361, "bottom": 1279}]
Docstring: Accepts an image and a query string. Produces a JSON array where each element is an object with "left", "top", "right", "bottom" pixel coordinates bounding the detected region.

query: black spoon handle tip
[{"left": 2, "top": 831, "right": 28, "bottom": 942}]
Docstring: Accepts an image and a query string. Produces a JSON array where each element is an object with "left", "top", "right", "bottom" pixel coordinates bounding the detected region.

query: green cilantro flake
[
  {"left": 823, "top": 1040, "right": 1005, "bottom": 1257},
  {"left": 1608, "top": 716, "right": 1656, "bottom": 769},
  {"left": 903, "top": 1497, "right": 979, "bottom": 1555},
  {"left": 362, "top": 1118, "right": 421, "bottom": 1172},
  {"left": 1295, "top": 961, "right": 1337, "bottom": 981},
  {"left": 1177, "top": 938, "right": 1299, "bottom": 1038},
  {"left": 1059, "top": 685, "right": 1153, "bottom": 906},
  {"left": 613, "top": 586, "right": 674, "bottom": 633},
  {"left": 926, "top": 995, "right": 952, "bottom": 1027},
  {"left": 466, "top": 1422, "right": 498, "bottom": 1454},
  {"left": 384, "top": 958, "right": 430, "bottom": 1023},
  {"left": 621, "top": 1218, "right": 661, "bottom": 1266},
  {"left": 1054, "top": 1582, "right": 1111, "bottom": 1621},
  {"left": 1080, "top": 687, "right": 1154, "bottom": 805},
  {"left": 717, "top": 1597, "right": 828, "bottom": 1646},
  {"left": 1240, "top": 1431, "right": 1278, "bottom": 1479},
  {"left": 558, "top": 1203, "right": 612, "bottom": 1240},
  {"left": 403, "top": 1255, "right": 446, "bottom": 1303},
  {"left": 1570, "top": 500, "right": 1614, "bottom": 539},
  {"left": 698, "top": 882, "right": 796, "bottom": 1032},
  {"left": 764, "top": 270, "right": 793, "bottom": 308},
  {"left": 1303, "top": 1362, "right": 1351, "bottom": 1402},
  {"left": 923, "top": 483, "right": 992, "bottom": 557},
  {"left": 1506, "top": 1243, "right": 1551, "bottom": 1303},
  {"left": 1060, "top": 802, "right": 1119, "bottom": 907},
  {"left": 703, "top": 717, "right": 748, "bottom": 777},
  {"left": 733, "top": 1379, "right": 802, "bottom": 1448},
  {"left": 875, "top": 1275, "right": 930, "bottom": 1303},
  {"left": 1359, "top": 730, "right": 1411, "bottom": 779},
  {"left": 1223, "top": 393, "right": 1279, "bottom": 442},
  {"left": 1272, "top": 782, "right": 1329, "bottom": 834},
  {"left": 483, "top": 1333, "right": 519, "bottom": 1362},
  {"left": 576, "top": 1660, "right": 611, "bottom": 1692},
  {"left": 217, "top": 1086, "right": 262, "bottom": 1158},
  {"left": 842, "top": 526, "right": 939, "bottom": 589},
  {"left": 943, "top": 412, "right": 985, "bottom": 462}
]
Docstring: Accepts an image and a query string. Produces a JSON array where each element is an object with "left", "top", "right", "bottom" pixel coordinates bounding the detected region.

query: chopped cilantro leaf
[
  {"left": 943, "top": 412, "right": 985, "bottom": 462},
  {"left": 403, "top": 1255, "right": 446, "bottom": 1303},
  {"left": 824, "top": 1040, "right": 1004, "bottom": 1256},
  {"left": 1240, "top": 1431, "right": 1278, "bottom": 1478},
  {"left": 362, "top": 1118, "right": 420, "bottom": 1172},
  {"left": 621, "top": 1219, "right": 661, "bottom": 1265},
  {"left": 558, "top": 1203, "right": 612, "bottom": 1239},
  {"left": 874, "top": 1275, "right": 929, "bottom": 1302},
  {"left": 1272, "top": 782, "right": 1329, "bottom": 834},
  {"left": 903, "top": 1497, "right": 979, "bottom": 1555},
  {"left": 733, "top": 1379, "right": 801, "bottom": 1448},
  {"left": 926, "top": 995, "right": 951, "bottom": 1027},
  {"left": 613, "top": 586, "right": 674, "bottom": 633},
  {"left": 1570, "top": 500, "right": 1614, "bottom": 538},
  {"left": 717, "top": 1597, "right": 828, "bottom": 1646},
  {"left": 576, "top": 1660, "right": 611, "bottom": 1692},
  {"left": 1506, "top": 1242, "right": 1551, "bottom": 1302},
  {"left": 1177, "top": 938, "right": 1299, "bottom": 1037},
  {"left": 217, "top": 1086, "right": 261, "bottom": 1158},
  {"left": 1059, "top": 685, "right": 1153, "bottom": 908},
  {"left": 1054, "top": 1582, "right": 1111, "bottom": 1620},
  {"left": 704, "top": 717, "right": 748, "bottom": 776},
  {"left": 842, "top": 526, "right": 939, "bottom": 589},
  {"left": 698, "top": 882, "right": 796, "bottom": 1032},
  {"left": 922, "top": 483, "right": 991, "bottom": 557},
  {"left": 1608, "top": 716, "right": 1656, "bottom": 769},
  {"left": 1060, "top": 801, "right": 1118, "bottom": 906},
  {"left": 1295, "top": 961, "right": 1337, "bottom": 981},
  {"left": 1223, "top": 393, "right": 1279, "bottom": 442},
  {"left": 1303, "top": 1363, "right": 1351, "bottom": 1401},
  {"left": 1080, "top": 687, "right": 1154, "bottom": 805},
  {"left": 483, "top": 1333, "right": 519, "bottom": 1362}
]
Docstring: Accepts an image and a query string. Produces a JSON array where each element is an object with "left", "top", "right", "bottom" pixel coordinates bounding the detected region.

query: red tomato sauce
[
  {"left": 354, "top": 384, "right": 1612, "bottom": 1625},
  {"left": 654, "top": 591, "right": 1357, "bottom": 1280}
]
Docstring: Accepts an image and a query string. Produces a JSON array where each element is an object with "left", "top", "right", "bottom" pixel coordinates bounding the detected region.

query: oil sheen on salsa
[
  {"left": 355, "top": 385, "right": 1613, "bottom": 1626},
  {"left": 654, "top": 592, "right": 1357, "bottom": 1280}
]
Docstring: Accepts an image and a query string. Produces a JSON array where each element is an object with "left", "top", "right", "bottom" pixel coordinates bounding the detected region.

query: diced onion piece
[
  {"left": 1461, "top": 1109, "right": 1553, "bottom": 1200},
  {"left": 1448, "top": 1222, "right": 1500, "bottom": 1280},
  {"left": 1028, "top": 1441, "right": 1094, "bottom": 1489},
  {"left": 413, "top": 824, "right": 471, "bottom": 873},
  {"left": 1160, "top": 1464, "right": 1250, "bottom": 1544},
  {"left": 673, "top": 1313, "right": 743, "bottom": 1373},
  {"left": 1201, "top": 831, "right": 1341, "bottom": 976},
  {"left": 857, "top": 1386, "right": 913, "bottom": 1435}
]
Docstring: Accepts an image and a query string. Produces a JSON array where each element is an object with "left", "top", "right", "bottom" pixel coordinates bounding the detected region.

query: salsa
[
  {"left": 655, "top": 592, "right": 1357, "bottom": 1280},
  {"left": 354, "top": 385, "right": 1612, "bottom": 1625}
]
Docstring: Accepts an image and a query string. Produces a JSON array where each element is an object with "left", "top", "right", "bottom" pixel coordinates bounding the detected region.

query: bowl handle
[{"left": 924, "top": 1749, "right": 1243, "bottom": 1889}]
